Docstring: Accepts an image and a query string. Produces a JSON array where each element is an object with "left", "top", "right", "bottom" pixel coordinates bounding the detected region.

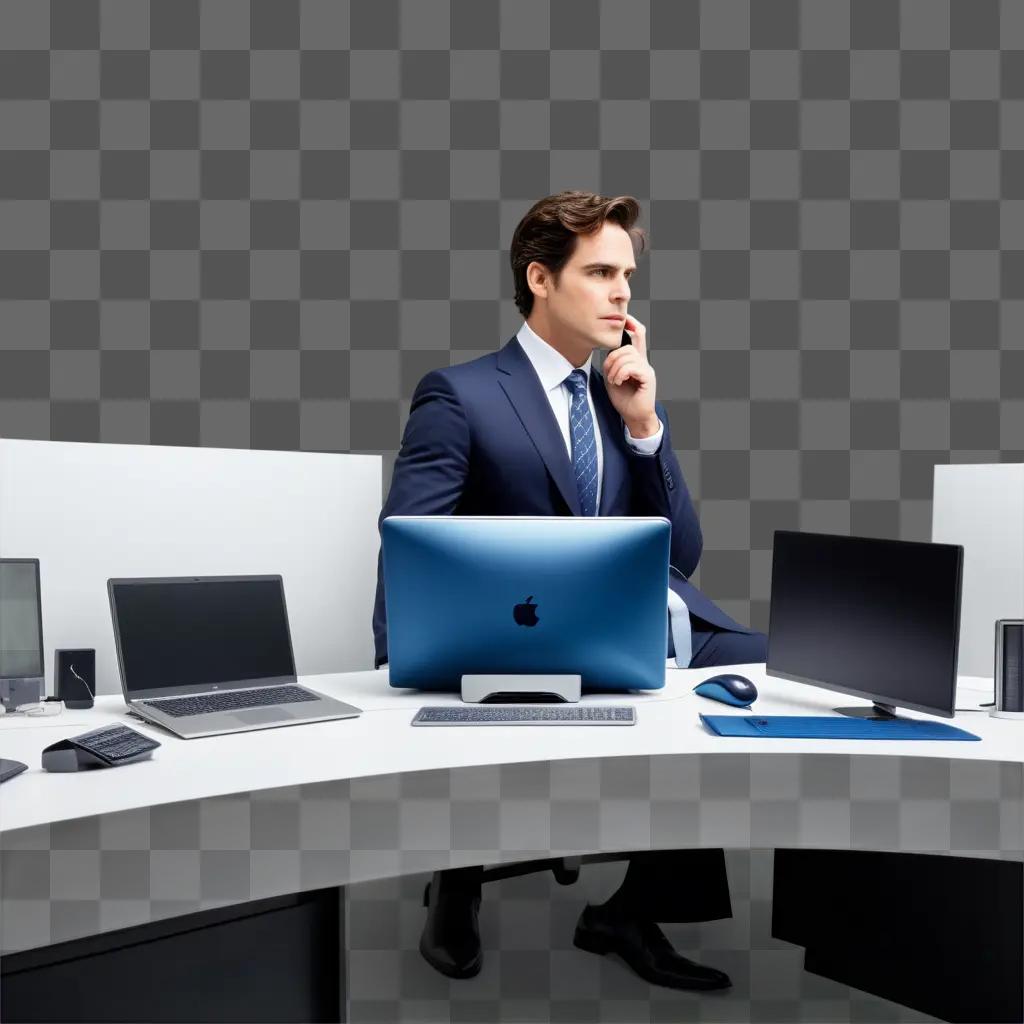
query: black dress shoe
[
  {"left": 573, "top": 903, "right": 731, "bottom": 991},
  {"left": 419, "top": 870, "right": 483, "bottom": 979}
]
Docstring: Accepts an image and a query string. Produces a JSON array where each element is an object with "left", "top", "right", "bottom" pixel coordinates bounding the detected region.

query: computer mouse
[{"left": 693, "top": 674, "right": 758, "bottom": 708}]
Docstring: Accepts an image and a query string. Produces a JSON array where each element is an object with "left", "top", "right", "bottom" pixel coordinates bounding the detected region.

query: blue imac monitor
[{"left": 382, "top": 516, "right": 670, "bottom": 692}]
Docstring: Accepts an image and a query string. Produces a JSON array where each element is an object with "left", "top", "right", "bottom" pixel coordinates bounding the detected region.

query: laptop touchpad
[{"left": 236, "top": 708, "right": 288, "bottom": 724}]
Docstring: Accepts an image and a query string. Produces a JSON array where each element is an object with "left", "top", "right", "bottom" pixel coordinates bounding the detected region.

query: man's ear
[{"left": 526, "top": 260, "right": 551, "bottom": 302}]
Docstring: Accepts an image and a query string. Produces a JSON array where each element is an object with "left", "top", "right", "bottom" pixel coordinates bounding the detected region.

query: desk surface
[{"left": 0, "top": 664, "right": 1006, "bottom": 834}]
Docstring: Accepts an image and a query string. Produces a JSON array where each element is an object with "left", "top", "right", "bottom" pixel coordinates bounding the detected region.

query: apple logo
[{"left": 513, "top": 596, "right": 539, "bottom": 627}]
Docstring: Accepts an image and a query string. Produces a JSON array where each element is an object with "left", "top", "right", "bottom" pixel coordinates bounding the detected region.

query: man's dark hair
[{"left": 509, "top": 190, "right": 647, "bottom": 317}]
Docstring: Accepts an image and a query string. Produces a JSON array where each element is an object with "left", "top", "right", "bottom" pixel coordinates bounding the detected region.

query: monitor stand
[
  {"left": 835, "top": 701, "right": 898, "bottom": 720},
  {"left": 461, "top": 674, "right": 582, "bottom": 704},
  {"left": 0, "top": 676, "right": 44, "bottom": 711}
]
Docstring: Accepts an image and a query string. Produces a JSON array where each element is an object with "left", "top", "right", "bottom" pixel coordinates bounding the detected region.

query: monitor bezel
[
  {"left": 108, "top": 574, "right": 299, "bottom": 701},
  {"left": 0, "top": 558, "right": 44, "bottom": 683},
  {"left": 766, "top": 531, "right": 964, "bottom": 720}
]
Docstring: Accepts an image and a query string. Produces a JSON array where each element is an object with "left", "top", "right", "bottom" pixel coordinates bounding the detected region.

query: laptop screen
[{"left": 110, "top": 577, "right": 296, "bottom": 696}]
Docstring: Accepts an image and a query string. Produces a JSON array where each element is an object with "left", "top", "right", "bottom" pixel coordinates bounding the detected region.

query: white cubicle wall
[
  {"left": 932, "top": 462, "right": 1024, "bottom": 678},
  {"left": 0, "top": 439, "right": 382, "bottom": 695}
]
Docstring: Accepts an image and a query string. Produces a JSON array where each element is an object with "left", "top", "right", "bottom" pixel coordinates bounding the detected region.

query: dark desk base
[
  {"left": 773, "top": 850, "right": 1023, "bottom": 1024},
  {"left": 4, "top": 852, "right": 1018, "bottom": 1022},
  {"left": 0, "top": 888, "right": 344, "bottom": 1024}
]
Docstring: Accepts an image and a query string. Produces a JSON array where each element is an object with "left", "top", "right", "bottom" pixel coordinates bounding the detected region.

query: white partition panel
[
  {"left": 932, "top": 463, "right": 1024, "bottom": 678},
  {"left": 0, "top": 440, "right": 382, "bottom": 695}
]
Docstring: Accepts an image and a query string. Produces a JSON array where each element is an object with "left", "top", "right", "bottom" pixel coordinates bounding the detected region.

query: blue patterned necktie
[{"left": 564, "top": 369, "right": 598, "bottom": 517}]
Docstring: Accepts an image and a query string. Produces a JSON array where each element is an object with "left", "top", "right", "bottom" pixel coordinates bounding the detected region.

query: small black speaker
[
  {"left": 993, "top": 621, "right": 1024, "bottom": 719},
  {"left": 55, "top": 649, "right": 95, "bottom": 709}
]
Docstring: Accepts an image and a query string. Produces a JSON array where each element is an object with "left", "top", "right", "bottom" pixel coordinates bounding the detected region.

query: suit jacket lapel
[
  {"left": 496, "top": 337, "right": 582, "bottom": 516},
  {"left": 590, "top": 371, "right": 628, "bottom": 515}
]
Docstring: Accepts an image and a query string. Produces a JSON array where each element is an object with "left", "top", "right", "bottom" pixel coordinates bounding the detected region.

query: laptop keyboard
[
  {"left": 142, "top": 685, "right": 319, "bottom": 718},
  {"left": 413, "top": 705, "right": 636, "bottom": 725}
]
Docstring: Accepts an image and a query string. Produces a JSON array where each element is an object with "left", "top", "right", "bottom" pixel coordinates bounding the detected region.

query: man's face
[{"left": 534, "top": 221, "right": 636, "bottom": 353}]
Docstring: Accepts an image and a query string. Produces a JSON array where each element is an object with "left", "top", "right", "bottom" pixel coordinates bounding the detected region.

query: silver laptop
[{"left": 108, "top": 575, "right": 360, "bottom": 739}]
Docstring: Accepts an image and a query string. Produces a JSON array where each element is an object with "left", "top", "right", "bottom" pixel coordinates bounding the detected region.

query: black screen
[
  {"left": 111, "top": 578, "right": 296, "bottom": 695},
  {"left": 767, "top": 532, "right": 963, "bottom": 716}
]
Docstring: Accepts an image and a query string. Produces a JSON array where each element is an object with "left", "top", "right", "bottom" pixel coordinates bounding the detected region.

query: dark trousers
[
  {"left": 438, "top": 626, "right": 769, "bottom": 926},
  {"left": 438, "top": 847, "right": 732, "bottom": 923},
  {"left": 672, "top": 615, "right": 769, "bottom": 668},
  {"left": 615, "top": 624, "right": 767, "bottom": 922},
  {"left": 609, "top": 848, "right": 733, "bottom": 921}
]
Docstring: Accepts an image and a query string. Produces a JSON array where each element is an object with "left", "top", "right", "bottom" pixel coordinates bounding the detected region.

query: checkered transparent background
[
  {"left": 2, "top": 753, "right": 1019, "bottom": 1020},
  {"left": 2, "top": 1, "right": 1024, "bottom": 633}
]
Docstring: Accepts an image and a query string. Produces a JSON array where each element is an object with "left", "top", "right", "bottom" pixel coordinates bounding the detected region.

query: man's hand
[{"left": 602, "top": 315, "right": 659, "bottom": 438}]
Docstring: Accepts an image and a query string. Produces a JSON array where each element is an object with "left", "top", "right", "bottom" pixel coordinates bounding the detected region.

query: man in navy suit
[{"left": 373, "top": 191, "right": 767, "bottom": 991}]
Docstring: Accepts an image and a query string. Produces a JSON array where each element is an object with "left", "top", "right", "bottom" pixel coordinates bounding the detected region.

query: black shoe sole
[{"left": 573, "top": 924, "right": 732, "bottom": 992}]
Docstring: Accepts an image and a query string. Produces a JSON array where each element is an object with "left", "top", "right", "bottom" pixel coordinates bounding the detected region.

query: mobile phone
[{"left": 620, "top": 329, "right": 632, "bottom": 347}]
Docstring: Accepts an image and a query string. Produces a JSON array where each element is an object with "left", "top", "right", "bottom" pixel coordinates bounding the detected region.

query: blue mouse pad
[{"left": 700, "top": 715, "right": 980, "bottom": 741}]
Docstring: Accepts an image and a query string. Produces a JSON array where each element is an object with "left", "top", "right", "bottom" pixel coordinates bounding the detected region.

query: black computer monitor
[
  {"left": 0, "top": 559, "right": 44, "bottom": 693},
  {"left": 767, "top": 531, "right": 963, "bottom": 719}
]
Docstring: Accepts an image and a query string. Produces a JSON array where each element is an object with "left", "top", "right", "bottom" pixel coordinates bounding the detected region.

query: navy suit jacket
[{"left": 373, "top": 337, "right": 752, "bottom": 667}]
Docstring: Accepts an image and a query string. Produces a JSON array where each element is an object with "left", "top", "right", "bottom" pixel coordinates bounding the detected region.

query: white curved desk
[{"left": 1, "top": 664, "right": 1018, "bottom": 960}]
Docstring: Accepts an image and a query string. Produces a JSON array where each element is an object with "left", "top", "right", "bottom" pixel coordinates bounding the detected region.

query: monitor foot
[
  {"left": 461, "top": 674, "right": 582, "bottom": 704},
  {"left": 834, "top": 702, "right": 898, "bottom": 720}
]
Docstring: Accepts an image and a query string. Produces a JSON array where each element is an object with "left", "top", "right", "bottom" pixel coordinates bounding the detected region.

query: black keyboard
[
  {"left": 72, "top": 725, "right": 161, "bottom": 764},
  {"left": 412, "top": 705, "right": 636, "bottom": 725},
  {"left": 42, "top": 725, "right": 160, "bottom": 772},
  {"left": 142, "top": 685, "right": 319, "bottom": 718}
]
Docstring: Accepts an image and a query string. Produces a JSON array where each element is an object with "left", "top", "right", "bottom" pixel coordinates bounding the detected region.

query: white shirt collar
[{"left": 515, "top": 321, "right": 592, "bottom": 393}]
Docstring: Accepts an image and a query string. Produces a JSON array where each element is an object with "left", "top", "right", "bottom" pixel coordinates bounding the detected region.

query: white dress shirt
[{"left": 515, "top": 321, "right": 664, "bottom": 510}]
